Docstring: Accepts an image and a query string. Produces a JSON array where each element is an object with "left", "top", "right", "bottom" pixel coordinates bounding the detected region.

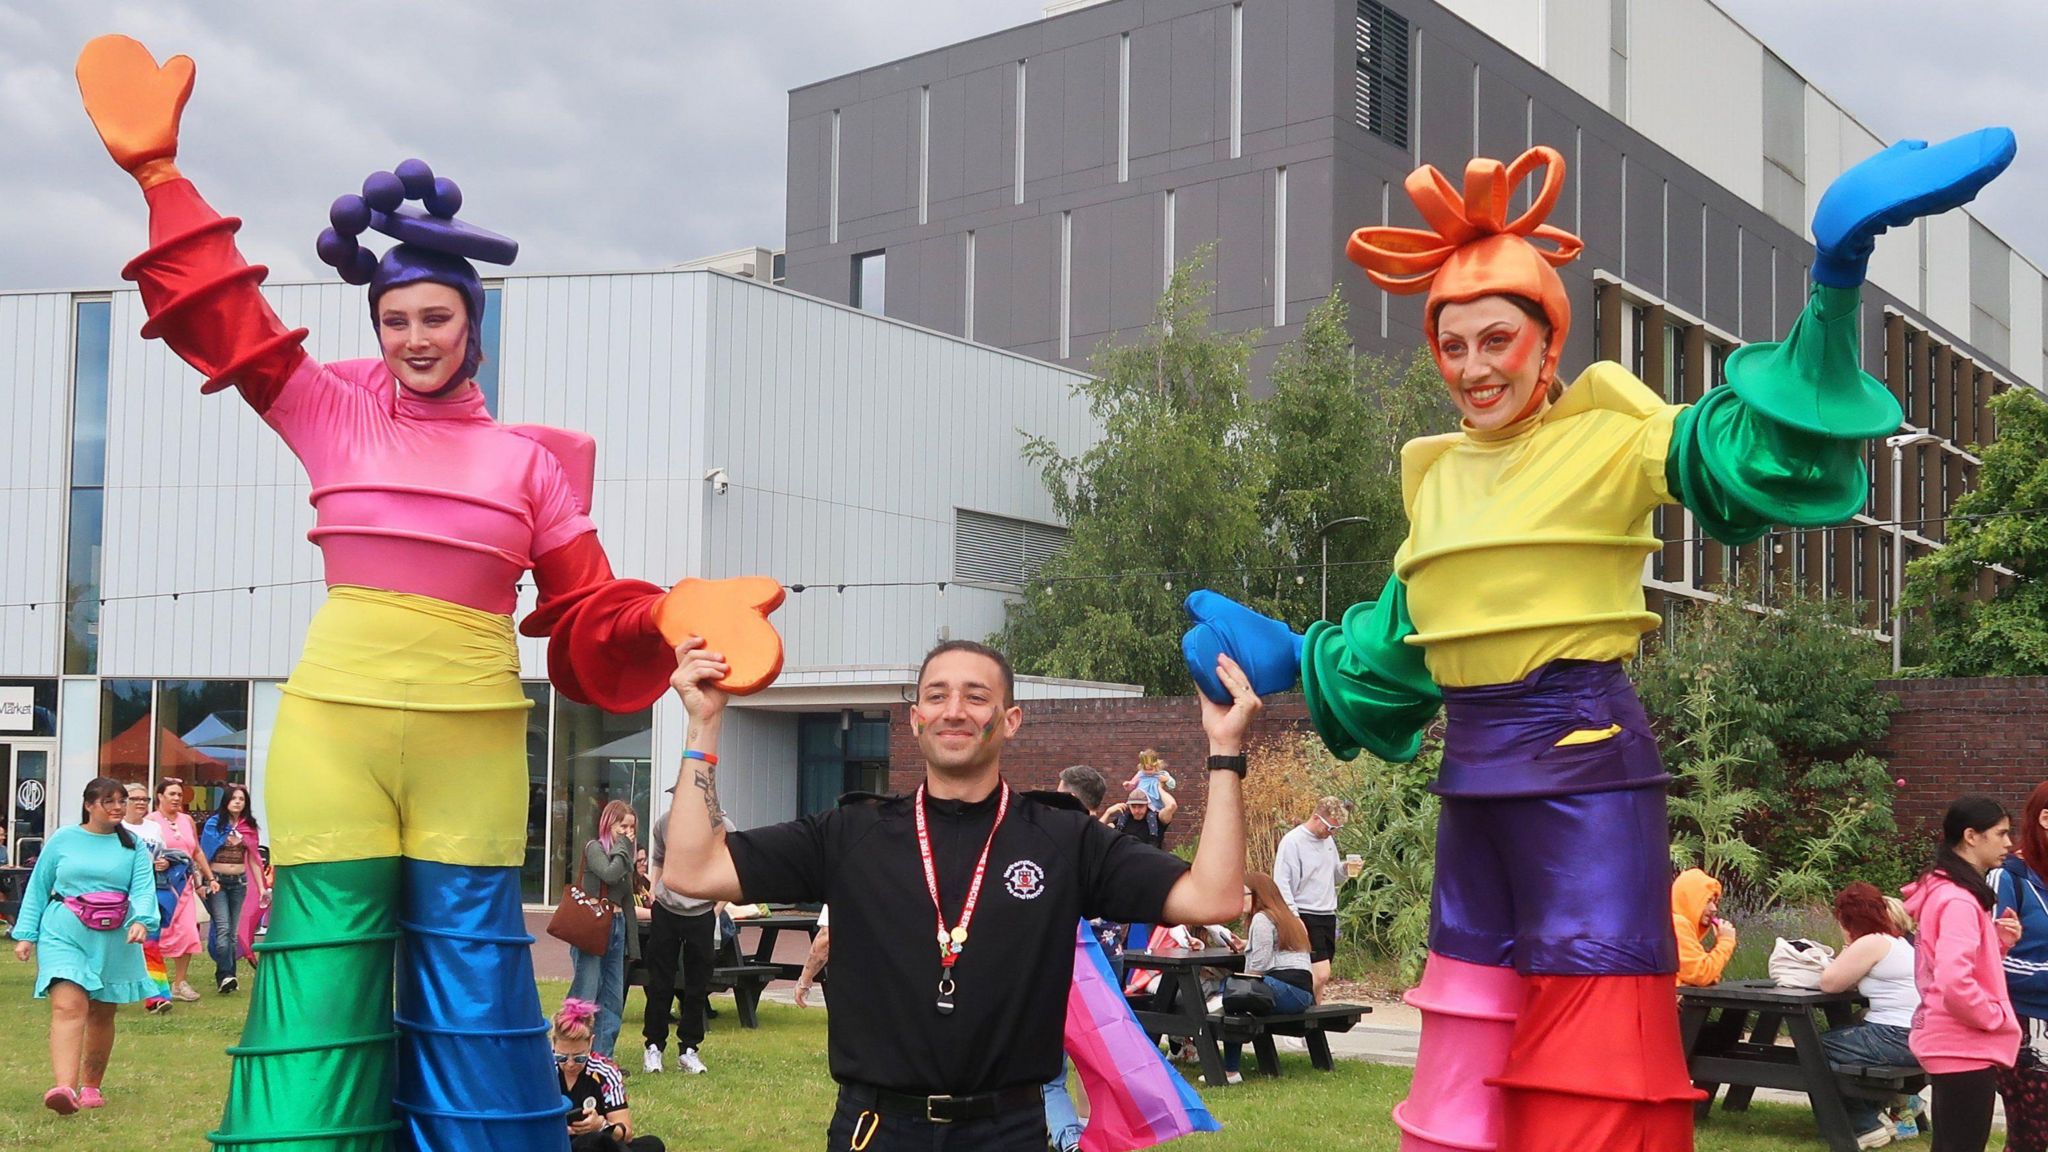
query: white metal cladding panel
[
  {"left": 2011, "top": 262, "right": 2044, "bottom": 390},
  {"left": 702, "top": 707, "right": 801, "bottom": 830},
  {"left": 1628, "top": 0, "right": 1763, "bottom": 205},
  {"left": 0, "top": 293, "right": 72, "bottom": 674},
  {"left": 1924, "top": 211, "right": 1974, "bottom": 344},
  {"left": 699, "top": 276, "right": 1097, "bottom": 670},
  {"left": 95, "top": 283, "right": 364, "bottom": 678},
  {"left": 1543, "top": 1, "right": 1609, "bottom": 110},
  {"left": 1435, "top": 0, "right": 1541, "bottom": 65},
  {"left": 495, "top": 272, "right": 714, "bottom": 679}
]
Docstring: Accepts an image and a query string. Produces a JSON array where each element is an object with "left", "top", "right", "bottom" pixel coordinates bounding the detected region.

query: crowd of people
[{"left": 1671, "top": 787, "right": 2048, "bottom": 1152}]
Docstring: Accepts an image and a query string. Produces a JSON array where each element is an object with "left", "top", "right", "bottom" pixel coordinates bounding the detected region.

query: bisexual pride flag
[{"left": 1064, "top": 921, "right": 1221, "bottom": 1151}]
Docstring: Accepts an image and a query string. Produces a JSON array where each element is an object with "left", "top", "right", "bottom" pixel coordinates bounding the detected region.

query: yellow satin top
[{"left": 1396, "top": 362, "right": 1681, "bottom": 688}]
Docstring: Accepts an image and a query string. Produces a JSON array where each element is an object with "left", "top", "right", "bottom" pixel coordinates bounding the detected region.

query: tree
[
  {"left": 1902, "top": 386, "right": 2048, "bottom": 676},
  {"left": 1635, "top": 574, "right": 1908, "bottom": 901},
  {"left": 996, "top": 253, "right": 1447, "bottom": 692}
]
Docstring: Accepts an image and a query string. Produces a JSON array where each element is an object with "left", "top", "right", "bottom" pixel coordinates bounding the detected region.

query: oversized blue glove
[
  {"left": 1180, "top": 590, "right": 1304, "bottom": 704},
  {"left": 1810, "top": 127, "right": 2016, "bottom": 288}
]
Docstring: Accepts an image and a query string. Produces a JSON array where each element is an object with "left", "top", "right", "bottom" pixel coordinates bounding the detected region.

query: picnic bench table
[
  {"left": 1124, "top": 946, "right": 1245, "bottom": 1087},
  {"left": 1679, "top": 979, "right": 1927, "bottom": 1152},
  {"left": 1207, "top": 1002, "right": 1371, "bottom": 1077},
  {"left": 626, "top": 909, "right": 822, "bottom": 1030}
]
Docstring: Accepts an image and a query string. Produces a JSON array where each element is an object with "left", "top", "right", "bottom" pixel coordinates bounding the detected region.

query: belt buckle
[{"left": 925, "top": 1094, "right": 954, "bottom": 1123}]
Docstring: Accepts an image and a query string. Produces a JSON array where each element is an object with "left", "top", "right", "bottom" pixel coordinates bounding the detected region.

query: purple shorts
[{"left": 1427, "top": 660, "right": 1679, "bottom": 977}]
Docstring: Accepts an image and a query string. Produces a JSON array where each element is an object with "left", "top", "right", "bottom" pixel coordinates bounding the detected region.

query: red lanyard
[{"left": 914, "top": 780, "right": 1010, "bottom": 972}]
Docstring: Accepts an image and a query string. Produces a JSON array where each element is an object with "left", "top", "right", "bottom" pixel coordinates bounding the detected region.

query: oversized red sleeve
[
  {"left": 522, "top": 531, "right": 678, "bottom": 713},
  {"left": 124, "top": 179, "right": 310, "bottom": 414}
]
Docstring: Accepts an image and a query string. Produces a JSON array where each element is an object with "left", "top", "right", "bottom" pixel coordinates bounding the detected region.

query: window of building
[
  {"left": 851, "top": 250, "right": 887, "bottom": 314},
  {"left": 475, "top": 285, "right": 504, "bottom": 417},
  {"left": 829, "top": 109, "right": 841, "bottom": 246},
  {"left": 1608, "top": 0, "right": 1629, "bottom": 120},
  {"left": 1060, "top": 210, "right": 1073, "bottom": 359},
  {"left": 1354, "top": 0, "right": 1411, "bottom": 150},
  {"left": 964, "top": 232, "right": 977, "bottom": 340},
  {"left": 1118, "top": 32, "right": 1131, "bottom": 183},
  {"left": 520, "top": 682, "right": 552, "bottom": 904},
  {"left": 1274, "top": 167, "right": 1289, "bottom": 326},
  {"left": 953, "top": 509, "right": 1070, "bottom": 589},
  {"left": 1163, "top": 189, "right": 1177, "bottom": 290},
  {"left": 1230, "top": 3, "right": 1244, "bottom": 159},
  {"left": 548, "top": 696, "right": 656, "bottom": 907},
  {"left": 65, "top": 298, "right": 112, "bottom": 676},
  {"left": 920, "top": 85, "right": 932, "bottom": 226},
  {"left": 155, "top": 680, "right": 252, "bottom": 816},
  {"left": 1015, "top": 60, "right": 1028, "bottom": 206},
  {"left": 798, "top": 712, "right": 890, "bottom": 817},
  {"left": 1760, "top": 52, "right": 1806, "bottom": 234}
]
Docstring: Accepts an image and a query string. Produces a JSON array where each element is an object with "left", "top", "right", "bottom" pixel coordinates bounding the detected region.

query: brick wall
[
  {"left": 884, "top": 696, "right": 1317, "bottom": 835},
  {"left": 1871, "top": 677, "right": 2048, "bottom": 829},
  {"left": 881, "top": 678, "right": 2048, "bottom": 838}
]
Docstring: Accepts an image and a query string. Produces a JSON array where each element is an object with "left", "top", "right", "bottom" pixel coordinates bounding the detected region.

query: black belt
[{"left": 840, "top": 1081, "right": 1042, "bottom": 1124}]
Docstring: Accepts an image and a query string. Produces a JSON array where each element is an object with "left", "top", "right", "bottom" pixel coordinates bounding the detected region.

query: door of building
[{"left": 5, "top": 743, "right": 53, "bottom": 867}]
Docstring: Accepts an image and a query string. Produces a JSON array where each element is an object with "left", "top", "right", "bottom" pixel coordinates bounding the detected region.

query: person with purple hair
[
  {"left": 74, "top": 33, "right": 784, "bottom": 1152},
  {"left": 569, "top": 802, "right": 640, "bottom": 1063}
]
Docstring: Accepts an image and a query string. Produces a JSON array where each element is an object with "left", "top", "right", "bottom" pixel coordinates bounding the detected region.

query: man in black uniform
[{"left": 659, "top": 637, "right": 1259, "bottom": 1151}]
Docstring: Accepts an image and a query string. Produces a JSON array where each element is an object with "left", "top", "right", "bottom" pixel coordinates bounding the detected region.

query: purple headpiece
[{"left": 316, "top": 159, "right": 518, "bottom": 385}]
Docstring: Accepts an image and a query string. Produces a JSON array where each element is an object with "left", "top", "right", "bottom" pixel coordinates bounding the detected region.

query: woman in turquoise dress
[{"left": 10, "top": 777, "right": 162, "bottom": 1115}]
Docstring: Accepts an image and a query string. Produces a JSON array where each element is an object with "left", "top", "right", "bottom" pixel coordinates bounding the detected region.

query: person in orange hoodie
[{"left": 1673, "top": 869, "right": 1739, "bottom": 986}]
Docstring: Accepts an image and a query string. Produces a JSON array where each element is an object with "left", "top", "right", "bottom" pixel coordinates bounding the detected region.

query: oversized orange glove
[
  {"left": 76, "top": 34, "right": 193, "bottom": 190},
  {"left": 653, "top": 577, "right": 787, "bottom": 696}
]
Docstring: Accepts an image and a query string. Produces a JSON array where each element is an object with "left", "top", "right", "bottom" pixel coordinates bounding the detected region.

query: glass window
[
  {"left": 0, "top": 680, "right": 58, "bottom": 738},
  {"left": 70, "top": 300, "right": 112, "bottom": 487},
  {"left": 97, "top": 679, "right": 153, "bottom": 786},
  {"left": 156, "top": 680, "right": 250, "bottom": 816},
  {"left": 521, "top": 681, "right": 552, "bottom": 903},
  {"left": 476, "top": 285, "right": 504, "bottom": 417},
  {"left": 851, "top": 251, "right": 887, "bottom": 315},
  {"left": 62, "top": 486, "right": 104, "bottom": 676},
  {"left": 798, "top": 713, "right": 891, "bottom": 816},
  {"left": 59, "top": 679, "right": 101, "bottom": 785},
  {"left": 549, "top": 698, "right": 655, "bottom": 897}
]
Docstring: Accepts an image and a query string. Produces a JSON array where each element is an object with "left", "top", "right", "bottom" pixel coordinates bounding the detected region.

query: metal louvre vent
[
  {"left": 953, "top": 509, "right": 1070, "bottom": 587},
  {"left": 1355, "top": 0, "right": 1411, "bottom": 150}
]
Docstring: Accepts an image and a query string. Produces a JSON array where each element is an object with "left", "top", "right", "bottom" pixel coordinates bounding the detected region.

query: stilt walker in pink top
[{"left": 75, "top": 35, "right": 785, "bottom": 1151}]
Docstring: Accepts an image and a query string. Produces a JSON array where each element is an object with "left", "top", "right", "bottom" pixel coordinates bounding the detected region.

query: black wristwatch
[{"left": 1207, "top": 754, "right": 1247, "bottom": 777}]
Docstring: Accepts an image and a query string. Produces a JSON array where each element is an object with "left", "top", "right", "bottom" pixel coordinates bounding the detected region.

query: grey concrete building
[{"left": 784, "top": 0, "right": 2039, "bottom": 644}]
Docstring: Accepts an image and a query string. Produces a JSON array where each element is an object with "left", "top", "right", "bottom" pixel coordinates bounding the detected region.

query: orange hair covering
[{"left": 1347, "top": 146, "right": 1584, "bottom": 388}]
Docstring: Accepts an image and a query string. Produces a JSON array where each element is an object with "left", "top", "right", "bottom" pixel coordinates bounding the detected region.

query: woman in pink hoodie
[{"left": 1904, "top": 795, "right": 2025, "bottom": 1152}]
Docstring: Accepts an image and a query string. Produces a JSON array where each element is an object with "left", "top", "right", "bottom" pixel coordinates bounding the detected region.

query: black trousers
[
  {"left": 1930, "top": 1067, "right": 1999, "bottom": 1152},
  {"left": 825, "top": 1087, "right": 1049, "bottom": 1152},
  {"left": 640, "top": 904, "right": 716, "bottom": 1053}
]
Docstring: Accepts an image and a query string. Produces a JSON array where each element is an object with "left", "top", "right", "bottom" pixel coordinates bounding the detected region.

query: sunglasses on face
[{"left": 551, "top": 1052, "right": 589, "bottom": 1067}]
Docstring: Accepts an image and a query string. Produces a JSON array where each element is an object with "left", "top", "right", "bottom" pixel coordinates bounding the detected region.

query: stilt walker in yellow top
[{"left": 1180, "top": 131, "right": 2016, "bottom": 1151}]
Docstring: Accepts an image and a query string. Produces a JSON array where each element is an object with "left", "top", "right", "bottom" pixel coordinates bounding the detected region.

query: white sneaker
[
  {"left": 641, "top": 1044, "right": 663, "bottom": 1074},
  {"left": 172, "top": 981, "right": 201, "bottom": 1003},
  {"left": 1224, "top": 1071, "right": 1243, "bottom": 1085},
  {"left": 1855, "top": 1126, "right": 1894, "bottom": 1150},
  {"left": 678, "top": 1047, "right": 707, "bottom": 1075}
]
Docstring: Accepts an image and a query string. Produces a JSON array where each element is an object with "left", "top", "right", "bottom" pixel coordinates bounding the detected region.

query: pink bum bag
[{"left": 61, "top": 892, "right": 130, "bottom": 931}]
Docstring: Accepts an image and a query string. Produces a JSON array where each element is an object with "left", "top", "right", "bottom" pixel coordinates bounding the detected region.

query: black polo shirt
[{"left": 727, "top": 785, "right": 1187, "bottom": 1095}]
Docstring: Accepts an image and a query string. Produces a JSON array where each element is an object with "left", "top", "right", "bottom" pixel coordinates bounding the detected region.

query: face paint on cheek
[
  {"left": 978, "top": 715, "right": 999, "bottom": 742},
  {"left": 1494, "top": 324, "right": 1542, "bottom": 379}
]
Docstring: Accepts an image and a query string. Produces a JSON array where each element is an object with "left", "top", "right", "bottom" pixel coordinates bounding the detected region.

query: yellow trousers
[{"left": 267, "top": 586, "right": 530, "bottom": 869}]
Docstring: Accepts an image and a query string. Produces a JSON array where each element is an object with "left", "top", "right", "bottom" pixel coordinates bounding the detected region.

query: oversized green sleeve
[
  {"left": 1299, "top": 573, "right": 1442, "bottom": 763},
  {"left": 1665, "top": 282, "right": 1902, "bottom": 546}
]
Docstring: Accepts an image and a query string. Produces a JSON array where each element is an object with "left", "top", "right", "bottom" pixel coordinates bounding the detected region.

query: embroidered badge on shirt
[{"left": 1003, "top": 860, "right": 1046, "bottom": 900}]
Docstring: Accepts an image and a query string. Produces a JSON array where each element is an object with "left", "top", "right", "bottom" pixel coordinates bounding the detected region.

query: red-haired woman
[
  {"left": 1819, "top": 882, "right": 1921, "bottom": 1146},
  {"left": 568, "top": 801, "right": 640, "bottom": 1061},
  {"left": 1990, "top": 781, "right": 2048, "bottom": 1151}
]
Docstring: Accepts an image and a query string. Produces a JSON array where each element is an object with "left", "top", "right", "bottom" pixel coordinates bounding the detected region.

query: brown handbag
[{"left": 546, "top": 847, "right": 614, "bottom": 955}]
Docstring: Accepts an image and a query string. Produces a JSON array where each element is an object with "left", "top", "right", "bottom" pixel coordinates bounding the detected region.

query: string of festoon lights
[{"left": 0, "top": 505, "right": 2035, "bottom": 612}]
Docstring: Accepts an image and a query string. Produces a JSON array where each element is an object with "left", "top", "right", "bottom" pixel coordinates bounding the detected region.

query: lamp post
[
  {"left": 1317, "top": 516, "right": 1373, "bottom": 622},
  {"left": 1885, "top": 431, "right": 1943, "bottom": 673}
]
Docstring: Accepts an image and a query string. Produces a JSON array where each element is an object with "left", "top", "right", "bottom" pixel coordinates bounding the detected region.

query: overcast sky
[{"left": 2, "top": 1, "right": 2043, "bottom": 293}]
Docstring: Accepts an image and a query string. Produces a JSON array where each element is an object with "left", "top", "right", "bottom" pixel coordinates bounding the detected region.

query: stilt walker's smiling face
[
  {"left": 377, "top": 281, "right": 470, "bottom": 395},
  {"left": 1432, "top": 294, "right": 1552, "bottom": 431}
]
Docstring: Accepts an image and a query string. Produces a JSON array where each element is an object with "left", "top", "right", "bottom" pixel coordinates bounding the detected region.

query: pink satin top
[{"left": 263, "top": 356, "right": 595, "bottom": 616}]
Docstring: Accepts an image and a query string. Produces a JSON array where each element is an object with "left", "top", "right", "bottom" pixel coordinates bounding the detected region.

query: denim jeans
[
  {"left": 569, "top": 915, "right": 628, "bottom": 1060},
  {"left": 1820, "top": 1021, "right": 1916, "bottom": 1135},
  {"left": 1223, "top": 975, "right": 1317, "bottom": 1073},
  {"left": 205, "top": 872, "right": 248, "bottom": 982},
  {"left": 1042, "top": 1059, "right": 1084, "bottom": 1151}
]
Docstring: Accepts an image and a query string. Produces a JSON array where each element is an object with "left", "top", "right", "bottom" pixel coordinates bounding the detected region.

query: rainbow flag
[{"left": 1064, "top": 922, "right": 1221, "bottom": 1151}]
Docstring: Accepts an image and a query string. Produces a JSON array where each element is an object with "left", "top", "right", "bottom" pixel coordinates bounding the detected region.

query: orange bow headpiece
[{"left": 1347, "top": 146, "right": 1583, "bottom": 386}]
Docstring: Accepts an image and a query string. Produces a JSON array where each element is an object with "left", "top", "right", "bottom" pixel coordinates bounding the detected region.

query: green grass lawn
[{"left": 0, "top": 961, "right": 1840, "bottom": 1150}]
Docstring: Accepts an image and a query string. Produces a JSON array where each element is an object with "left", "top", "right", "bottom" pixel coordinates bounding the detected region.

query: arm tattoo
[{"left": 694, "top": 767, "right": 726, "bottom": 829}]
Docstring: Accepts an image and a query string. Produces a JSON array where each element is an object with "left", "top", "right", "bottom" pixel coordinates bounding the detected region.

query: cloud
[{"left": 1, "top": 0, "right": 1045, "bottom": 290}]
